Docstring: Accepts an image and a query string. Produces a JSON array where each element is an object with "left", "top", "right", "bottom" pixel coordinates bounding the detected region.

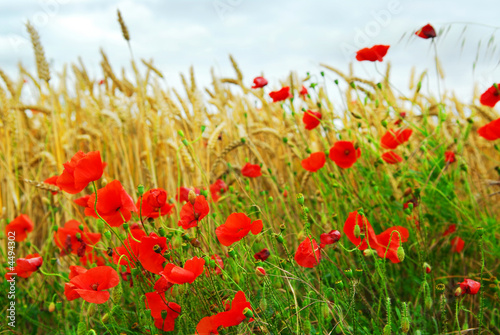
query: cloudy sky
[{"left": 1, "top": 0, "right": 500, "bottom": 101}]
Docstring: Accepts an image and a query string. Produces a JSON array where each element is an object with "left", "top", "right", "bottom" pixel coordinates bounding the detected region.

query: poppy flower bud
[
  {"left": 354, "top": 225, "right": 361, "bottom": 239},
  {"left": 87, "top": 303, "right": 96, "bottom": 317},
  {"left": 243, "top": 307, "right": 253, "bottom": 318},
  {"left": 268, "top": 196, "right": 274, "bottom": 202},
  {"left": 397, "top": 246, "right": 405, "bottom": 262},
  {"left": 52, "top": 225, "right": 58, "bottom": 232},
  {"left": 255, "top": 266, "right": 266, "bottom": 277},
  {"left": 354, "top": 269, "right": 363, "bottom": 279},
  {"left": 181, "top": 242, "right": 189, "bottom": 251},
  {"left": 122, "top": 223, "right": 129, "bottom": 231},
  {"left": 190, "top": 238, "right": 201, "bottom": 248},
  {"left": 182, "top": 139, "right": 189, "bottom": 146},
  {"left": 454, "top": 287, "right": 463, "bottom": 296},
  {"left": 425, "top": 296, "right": 432, "bottom": 309},
  {"left": 344, "top": 269, "right": 353, "bottom": 279},
  {"left": 363, "top": 249, "right": 375, "bottom": 257},
  {"left": 381, "top": 120, "right": 388, "bottom": 128},
  {"left": 96, "top": 219, "right": 104, "bottom": 232},
  {"left": 50, "top": 258, "right": 57, "bottom": 265},
  {"left": 104, "top": 230, "right": 111, "bottom": 240},
  {"left": 48, "top": 302, "right": 56, "bottom": 313},
  {"left": 137, "top": 184, "right": 144, "bottom": 196},
  {"left": 200, "top": 189, "right": 209, "bottom": 198},
  {"left": 209, "top": 259, "right": 216, "bottom": 268},
  {"left": 157, "top": 227, "right": 166, "bottom": 237},
  {"left": 283, "top": 137, "right": 288, "bottom": 143},
  {"left": 423, "top": 262, "right": 431, "bottom": 273},
  {"left": 55, "top": 301, "right": 62, "bottom": 311},
  {"left": 260, "top": 298, "right": 268, "bottom": 312},
  {"left": 275, "top": 234, "right": 284, "bottom": 244},
  {"left": 228, "top": 248, "right": 237, "bottom": 258},
  {"left": 349, "top": 82, "right": 356, "bottom": 89}
]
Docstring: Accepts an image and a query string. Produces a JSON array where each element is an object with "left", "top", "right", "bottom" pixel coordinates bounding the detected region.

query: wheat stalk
[{"left": 26, "top": 21, "right": 50, "bottom": 82}]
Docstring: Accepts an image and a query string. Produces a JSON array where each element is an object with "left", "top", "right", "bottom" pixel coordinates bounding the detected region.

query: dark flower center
[
  {"left": 153, "top": 244, "right": 162, "bottom": 253},
  {"left": 344, "top": 150, "right": 350, "bottom": 156},
  {"left": 91, "top": 283, "right": 99, "bottom": 291}
]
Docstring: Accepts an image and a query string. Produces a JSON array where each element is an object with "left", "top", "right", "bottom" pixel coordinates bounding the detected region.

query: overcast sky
[{"left": 1, "top": 0, "right": 500, "bottom": 102}]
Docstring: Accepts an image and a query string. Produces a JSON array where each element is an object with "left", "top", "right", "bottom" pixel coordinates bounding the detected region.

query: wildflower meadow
[{"left": 1, "top": 11, "right": 500, "bottom": 335}]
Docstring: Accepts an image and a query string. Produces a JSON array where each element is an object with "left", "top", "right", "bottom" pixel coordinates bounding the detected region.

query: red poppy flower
[
  {"left": 381, "top": 128, "right": 413, "bottom": 149},
  {"left": 442, "top": 224, "right": 456, "bottom": 237},
  {"left": 210, "top": 179, "right": 228, "bottom": 202},
  {"left": 160, "top": 256, "right": 205, "bottom": 284},
  {"left": 56, "top": 151, "right": 105, "bottom": 194},
  {"left": 178, "top": 195, "right": 210, "bottom": 229},
  {"left": 343, "top": 211, "right": 409, "bottom": 263},
  {"left": 176, "top": 186, "right": 201, "bottom": 202},
  {"left": 459, "top": 279, "right": 481, "bottom": 295},
  {"left": 295, "top": 237, "right": 321, "bottom": 268},
  {"left": 145, "top": 292, "right": 181, "bottom": 332},
  {"left": 478, "top": 118, "right": 500, "bottom": 141},
  {"left": 241, "top": 163, "right": 262, "bottom": 178},
  {"left": 5, "top": 254, "right": 43, "bottom": 280},
  {"left": 415, "top": 24, "right": 436, "bottom": 39},
  {"left": 382, "top": 151, "right": 403, "bottom": 164},
  {"left": 44, "top": 175, "right": 60, "bottom": 195},
  {"left": 303, "top": 110, "right": 322, "bottom": 130},
  {"left": 206, "top": 254, "right": 224, "bottom": 277},
  {"left": 300, "top": 85, "right": 308, "bottom": 98},
  {"left": 196, "top": 291, "right": 252, "bottom": 335},
  {"left": 5, "top": 214, "right": 34, "bottom": 242},
  {"left": 85, "top": 180, "right": 137, "bottom": 227},
  {"left": 444, "top": 151, "right": 456, "bottom": 163},
  {"left": 269, "top": 86, "right": 292, "bottom": 103},
  {"left": 216, "top": 213, "right": 263, "bottom": 246},
  {"left": 343, "top": 212, "right": 378, "bottom": 250},
  {"left": 355, "top": 45, "right": 390, "bottom": 62},
  {"left": 136, "top": 188, "right": 174, "bottom": 219},
  {"left": 69, "top": 265, "right": 87, "bottom": 279},
  {"left": 480, "top": 84, "right": 500, "bottom": 107},
  {"left": 254, "top": 248, "right": 270, "bottom": 262},
  {"left": 329, "top": 141, "right": 361, "bottom": 169},
  {"left": 251, "top": 76, "right": 268, "bottom": 89},
  {"left": 138, "top": 233, "right": 169, "bottom": 274},
  {"left": 320, "top": 230, "right": 341, "bottom": 246},
  {"left": 301, "top": 152, "right": 326, "bottom": 172},
  {"left": 374, "top": 226, "right": 409, "bottom": 263},
  {"left": 64, "top": 266, "right": 119, "bottom": 304},
  {"left": 53, "top": 220, "right": 101, "bottom": 257},
  {"left": 451, "top": 236, "right": 464, "bottom": 253},
  {"left": 74, "top": 195, "right": 91, "bottom": 207}
]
